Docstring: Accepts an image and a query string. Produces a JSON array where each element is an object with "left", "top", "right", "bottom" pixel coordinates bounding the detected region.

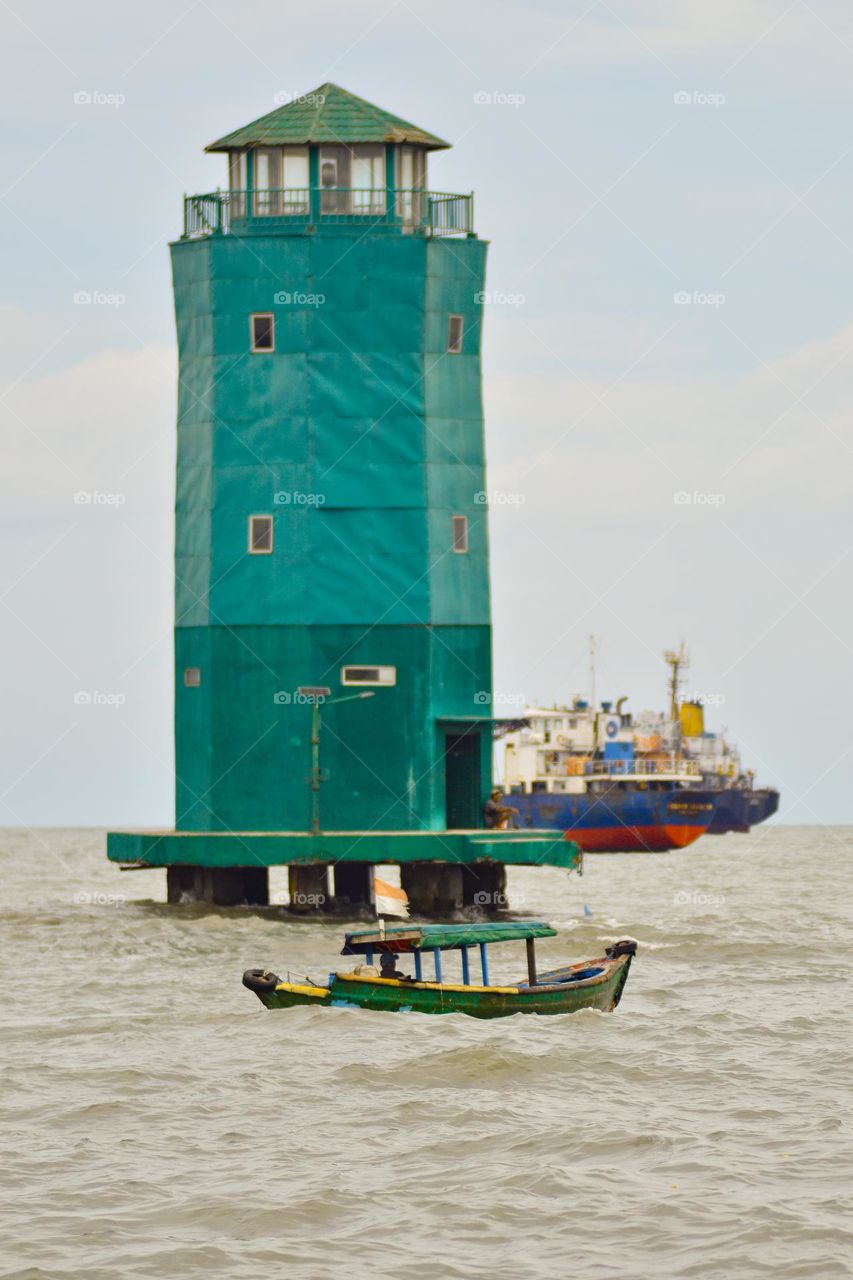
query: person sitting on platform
[
  {"left": 483, "top": 788, "right": 519, "bottom": 830},
  {"left": 379, "top": 952, "right": 412, "bottom": 981}
]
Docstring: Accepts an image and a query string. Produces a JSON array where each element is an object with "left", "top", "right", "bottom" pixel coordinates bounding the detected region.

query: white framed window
[
  {"left": 447, "top": 314, "right": 463, "bottom": 354},
  {"left": 250, "top": 313, "right": 274, "bottom": 352},
  {"left": 248, "top": 515, "right": 274, "bottom": 554},
  {"left": 183, "top": 667, "right": 201, "bottom": 687},
  {"left": 351, "top": 145, "right": 386, "bottom": 214},
  {"left": 452, "top": 514, "right": 469, "bottom": 553},
  {"left": 282, "top": 147, "right": 309, "bottom": 213},
  {"left": 341, "top": 665, "right": 396, "bottom": 687}
]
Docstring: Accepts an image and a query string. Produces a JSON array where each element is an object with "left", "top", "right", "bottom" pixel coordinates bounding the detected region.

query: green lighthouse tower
[{"left": 107, "top": 86, "right": 577, "bottom": 908}]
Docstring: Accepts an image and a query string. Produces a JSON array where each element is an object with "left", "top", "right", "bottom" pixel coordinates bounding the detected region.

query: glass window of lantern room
[
  {"left": 229, "top": 152, "right": 247, "bottom": 218},
  {"left": 255, "top": 148, "right": 281, "bottom": 215},
  {"left": 281, "top": 147, "right": 309, "bottom": 214},
  {"left": 320, "top": 146, "right": 349, "bottom": 214},
  {"left": 351, "top": 145, "right": 385, "bottom": 214},
  {"left": 398, "top": 147, "right": 425, "bottom": 224}
]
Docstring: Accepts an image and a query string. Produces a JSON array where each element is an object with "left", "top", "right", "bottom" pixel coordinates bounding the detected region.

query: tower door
[{"left": 444, "top": 731, "right": 481, "bottom": 830}]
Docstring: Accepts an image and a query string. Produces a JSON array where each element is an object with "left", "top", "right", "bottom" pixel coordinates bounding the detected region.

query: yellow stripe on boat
[
  {"left": 273, "top": 982, "right": 330, "bottom": 998},
  {"left": 335, "top": 972, "right": 519, "bottom": 995}
]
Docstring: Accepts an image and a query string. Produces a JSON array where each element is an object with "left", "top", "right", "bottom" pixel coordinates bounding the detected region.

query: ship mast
[{"left": 663, "top": 643, "right": 689, "bottom": 724}]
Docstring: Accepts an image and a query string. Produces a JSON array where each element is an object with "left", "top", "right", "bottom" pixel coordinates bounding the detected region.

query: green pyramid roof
[{"left": 206, "top": 83, "right": 450, "bottom": 153}]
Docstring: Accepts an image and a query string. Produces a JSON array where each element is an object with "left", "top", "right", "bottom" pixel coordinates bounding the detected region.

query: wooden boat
[{"left": 242, "top": 922, "right": 637, "bottom": 1018}]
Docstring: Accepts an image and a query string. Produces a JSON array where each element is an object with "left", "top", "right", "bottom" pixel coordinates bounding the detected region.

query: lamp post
[{"left": 298, "top": 687, "right": 376, "bottom": 834}]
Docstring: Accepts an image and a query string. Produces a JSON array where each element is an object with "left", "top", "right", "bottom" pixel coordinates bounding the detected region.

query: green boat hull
[{"left": 246, "top": 952, "right": 634, "bottom": 1018}]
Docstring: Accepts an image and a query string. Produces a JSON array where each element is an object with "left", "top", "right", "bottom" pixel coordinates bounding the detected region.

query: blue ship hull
[
  {"left": 705, "top": 787, "right": 779, "bottom": 833},
  {"left": 508, "top": 788, "right": 718, "bottom": 852}
]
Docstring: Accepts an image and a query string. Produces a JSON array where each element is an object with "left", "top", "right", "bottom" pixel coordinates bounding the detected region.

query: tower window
[
  {"left": 452, "top": 515, "right": 469, "bottom": 553},
  {"left": 183, "top": 667, "right": 201, "bottom": 687},
  {"left": 248, "top": 515, "right": 274, "bottom": 554},
  {"left": 447, "top": 314, "right": 463, "bottom": 354},
  {"left": 341, "top": 665, "right": 396, "bottom": 687},
  {"left": 250, "top": 313, "right": 274, "bottom": 352}
]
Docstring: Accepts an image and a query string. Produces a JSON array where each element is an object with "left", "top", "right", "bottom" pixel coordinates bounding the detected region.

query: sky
[{"left": 1, "top": 0, "right": 852, "bottom": 827}]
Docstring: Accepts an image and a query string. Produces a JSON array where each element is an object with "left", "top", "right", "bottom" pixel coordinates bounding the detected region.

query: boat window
[
  {"left": 183, "top": 667, "right": 201, "bottom": 687},
  {"left": 447, "top": 314, "right": 463, "bottom": 354},
  {"left": 250, "top": 313, "right": 274, "bottom": 352},
  {"left": 452, "top": 514, "right": 469, "bottom": 553},
  {"left": 341, "top": 665, "right": 396, "bottom": 686},
  {"left": 351, "top": 145, "right": 385, "bottom": 213},
  {"left": 248, "top": 515, "right": 274, "bottom": 554}
]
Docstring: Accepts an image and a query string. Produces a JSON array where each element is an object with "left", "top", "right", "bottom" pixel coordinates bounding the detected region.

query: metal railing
[
  {"left": 538, "top": 755, "right": 702, "bottom": 779},
  {"left": 183, "top": 188, "right": 474, "bottom": 238}
]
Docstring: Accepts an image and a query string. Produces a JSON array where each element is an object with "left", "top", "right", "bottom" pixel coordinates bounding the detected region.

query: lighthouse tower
[{"left": 107, "top": 86, "right": 577, "bottom": 908}]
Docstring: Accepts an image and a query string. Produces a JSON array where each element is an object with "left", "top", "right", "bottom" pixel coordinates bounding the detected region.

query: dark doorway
[{"left": 444, "top": 731, "right": 481, "bottom": 829}]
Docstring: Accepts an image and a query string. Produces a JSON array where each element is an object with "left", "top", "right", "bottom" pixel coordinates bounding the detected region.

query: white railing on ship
[{"left": 538, "top": 757, "right": 701, "bottom": 778}]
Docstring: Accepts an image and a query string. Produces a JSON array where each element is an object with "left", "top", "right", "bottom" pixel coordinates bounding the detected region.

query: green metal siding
[{"left": 171, "top": 226, "right": 492, "bottom": 834}]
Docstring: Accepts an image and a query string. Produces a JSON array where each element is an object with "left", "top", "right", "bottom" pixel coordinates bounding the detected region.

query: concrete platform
[{"left": 107, "top": 828, "right": 577, "bottom": 869}]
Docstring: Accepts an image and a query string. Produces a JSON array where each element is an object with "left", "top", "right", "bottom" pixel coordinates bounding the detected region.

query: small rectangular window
[
  {"left": 183, "top": 667, "right": 201, "bottom": 687},
  {"left": 248, "top": 515, "right": 274, "bottom": 554},
  {"left": 341, "top": 665, "right": 396, "bottom": 687},
  {"left": 251, "top": 313, "right": 274, "bottom": 352},
  {"left": 452, "top": 514, "right": 469, "bottom": 553},
  {"left": 447, "top": 314, "right": 463, "bottom": 354}
]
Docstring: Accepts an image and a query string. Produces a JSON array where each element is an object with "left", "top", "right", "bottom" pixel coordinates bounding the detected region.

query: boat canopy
[{"left": 341, "top": 921, "right": 556, "bottom": 955}]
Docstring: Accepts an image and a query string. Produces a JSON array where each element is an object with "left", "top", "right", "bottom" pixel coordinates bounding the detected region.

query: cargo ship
[
  {"left": 499, "top": 703, "right": 718, "bottom": 853},
  {"left": 496, "top": 644, "right": 778, "bottom": 849}
]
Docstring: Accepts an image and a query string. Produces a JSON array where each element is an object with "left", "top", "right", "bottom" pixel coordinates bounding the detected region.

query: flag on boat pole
[{"left": 374, "top": 876, "right": 409, "bottom": 918}]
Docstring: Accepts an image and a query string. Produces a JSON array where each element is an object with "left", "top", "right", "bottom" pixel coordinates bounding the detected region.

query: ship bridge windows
[{"left": 250, "top": 313, "right": 274, "bottom": 352}]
